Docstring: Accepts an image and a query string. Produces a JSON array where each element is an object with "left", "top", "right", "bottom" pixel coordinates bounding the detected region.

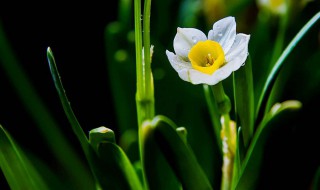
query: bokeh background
[{"left": 0, "top": 0, "right": 320, "bottom": 189}]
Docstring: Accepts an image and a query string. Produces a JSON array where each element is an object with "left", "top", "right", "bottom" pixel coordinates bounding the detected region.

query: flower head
[{"left": 166, "top": 17, "right": 250, "bottom": 85}]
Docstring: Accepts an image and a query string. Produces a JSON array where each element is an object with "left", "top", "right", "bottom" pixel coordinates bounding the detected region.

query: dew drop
[
  {"left": 218, "top": 33, "right": 223, "bottom": 37},
  {"left": 191, "top": 36, "right": 197, "bottom": 43}
]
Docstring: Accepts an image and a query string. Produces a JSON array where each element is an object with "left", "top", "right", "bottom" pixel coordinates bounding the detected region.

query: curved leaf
[
  {"left": 142, "top": 120, "right": 182, "bottom": 190},
  {"left": 97, "top": 142, "right": 143, "bottom": 190},
  {"left": 0, "top": 125, "right": 48, "bottom": 190},
  {"left": 145, "top": 116, "right": 213, "bottom": 190},
  {"left": 236, "top": 100, "right": 301, "bottom": 190},
  {"left": 0, "top": 21, "right": 94, "bottom": 189},
  {"left": 256, "top": 11, "right": 320, "bottom": 122},
  {"left": 233, "top": 55, "right": 254, "bottom": 148}
]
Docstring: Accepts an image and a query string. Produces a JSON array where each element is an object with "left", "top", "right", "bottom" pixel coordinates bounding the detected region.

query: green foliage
[
  {"left": 143, "top": 116, "right": 213, "bottom": 190},
  {"left": 1, "top": 0, "right": 320, "bottom": 189},
  {"left": 0, "top": 125, "right": 48, "bottom": 190}
]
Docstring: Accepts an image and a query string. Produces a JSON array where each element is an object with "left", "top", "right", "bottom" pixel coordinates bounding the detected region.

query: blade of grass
[
  {"left": 255, "top": 11, "right": 320, "bottom": 123},
  {"left": 0, "top": 125, "right": 48, "bottom": 190},
  {"left": 233, "top": 56, "right": 254, "bottom": 148},
  {"left": 0, "top": 21, "right": 94, "bottom": 189},
  {"left": 46, "top": 47, "right": 88, "bottom": 151},
  {"left": 47, "top": 48, "right": 115, "bottom": 188}
]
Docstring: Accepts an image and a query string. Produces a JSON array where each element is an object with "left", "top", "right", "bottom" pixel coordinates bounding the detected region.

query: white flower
[{"left": 166, "top": 16, "right": 250, "bottom": 85}]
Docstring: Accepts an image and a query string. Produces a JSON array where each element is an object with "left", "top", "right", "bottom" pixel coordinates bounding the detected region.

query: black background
[
  {"left": 0, "top": 2, "right": 320, "bottom": 190},
  {"left": 0, "top": 3, "right": 119, "bottom": 189}
]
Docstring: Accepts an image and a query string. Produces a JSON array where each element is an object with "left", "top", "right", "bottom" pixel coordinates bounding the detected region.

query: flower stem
[
  {"left": 211, "top": 82, "right": 231, "bottom": 115},
  {"left": 135, "top": 0, "right": 155, "bottom": 188},
  {"left": 135, "top": 0, "right": 154, "bottom": 126},
  {"left": 211, "top": 83, "right": 236, "bottom": 190}
]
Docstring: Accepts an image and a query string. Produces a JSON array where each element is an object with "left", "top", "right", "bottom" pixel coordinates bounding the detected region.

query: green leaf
[
  {"left": 235, "top": 100, "right": 301, "bottom": 190},
  {"left": 46, "top": 47, "right": 89, "bottom": 150},
  {"left": 233, "top": 55, "right": 254, "bottom": 148},
  {"left": 145, "top": 116, "right": 213, "bottom": 190},
  {"left": 142, "top": 120, "right": 182, "bottom": 190},
  {"left": 0, "top": 125, "right": 48, "bottom": 190},
  {"left": 0, "top": 21, "right": 95, "bottom": 189},
  {"left": 47, "top": 49, "right": 141, "bottom": 190},
  {"left": 97, "top": 142, "right": 143, "bottom": 190},
  {"left": 256, "top": 11, "right": 320, "bottom": 122}
]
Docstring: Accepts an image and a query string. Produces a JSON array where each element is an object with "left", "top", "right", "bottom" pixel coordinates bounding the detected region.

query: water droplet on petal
[
  {"left": 218, "top": 33, "right": 223, "bottom": 37},
  {"left": 191, "top": 36, "right": 197, "bottom": 44}
]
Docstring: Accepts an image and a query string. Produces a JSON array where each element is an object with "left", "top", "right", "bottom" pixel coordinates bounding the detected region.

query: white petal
[
  {"left": 225, "top": 33, "right": 250, "bottom": 71},
  {"left": 208, "top": 17, "right": 236, "bottom": 53},
  {"left": 166, "top": 50, "right": 192, "bottom": 82},
  {"left": 188, "top": 69, "right": 221, "bottom": 85},
  {"left": 173, "top": 27, "right": 207, "bottom": 59}
]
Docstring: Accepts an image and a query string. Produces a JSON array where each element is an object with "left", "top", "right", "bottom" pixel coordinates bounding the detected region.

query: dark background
[
  {"left": 0, "top": 3, "right": 119, "bottom": 189},
  {"left": 0, "top": 1, "right": 320, "bottom": 190}
]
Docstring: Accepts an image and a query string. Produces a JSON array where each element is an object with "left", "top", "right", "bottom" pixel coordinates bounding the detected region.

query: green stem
[
  {"left": 135, "top": 0, "right": 154, "bottom": 126},
  {"left": 135, "top": 0, "right": 155, "bottom": 188},
  {"left": 143, "top": 0, "right": 153, "bottom": 101},
  {"left": 211, "top": 82, "right": 231, "bottom": 115},
  {"left": 134, "top": 0, "right": 143, "bottom": 104},
  {"left": 211, "top": 83, "right": 235, "bottom": 190},
  {"left": 203, "top": 85, "right": 222, "bottom": 153}
]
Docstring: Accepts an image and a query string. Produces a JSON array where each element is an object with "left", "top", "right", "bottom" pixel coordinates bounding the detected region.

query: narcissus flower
[{"left": 166, "top": 17, "right": 250, "bottom": 85}]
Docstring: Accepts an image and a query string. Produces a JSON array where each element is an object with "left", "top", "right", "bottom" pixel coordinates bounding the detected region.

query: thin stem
[
  {"left": 143, "top": 0, "right": 153, "bottom": 101},
  {"left": 211, "top": 83, "right": 235, "bottom": 190},
  {"left": 134, "top": 0, "right": 143, "bottom": 102},
  {"left": 203, "top": 85, "right": 222, "bottom": 153},
  {"left": 211, "top": 82, "right": 231, "bottom": 115},
  {"left": 135, "top": 0, "right": 155, "bottom": 189}
]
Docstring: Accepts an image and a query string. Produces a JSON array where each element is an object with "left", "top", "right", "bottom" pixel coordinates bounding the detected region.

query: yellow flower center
[{"left": 188, "top": 40, "right": 225, "bottom": 75}]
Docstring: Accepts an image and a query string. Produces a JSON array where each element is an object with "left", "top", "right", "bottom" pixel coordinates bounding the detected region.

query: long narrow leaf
[
  {"left": 146, "top": 116, "right": 213, "bottom": 190},
  {"left": 236, "top": 100, "right": 301, "bottom": 190},
  {"left": 97, "top": 142, "right": 143, "bottom": 190},
  {"left": 0, "top": 125, "right": 48, "bottom": 190},
  {"left": 256, "top": 11, "right": 320, "bottom": 122},
  {"left": 142, "top": 120, "right": 181, "bottom": 190},
  {"left": 233, "top": 56, "right": 254, "bottom": 148},
  {"left": 0, "top": 21, "right": 94, "bottom": 189},
  {"left": 47, "top": 47, "right": 89, "bottom": 151}
]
